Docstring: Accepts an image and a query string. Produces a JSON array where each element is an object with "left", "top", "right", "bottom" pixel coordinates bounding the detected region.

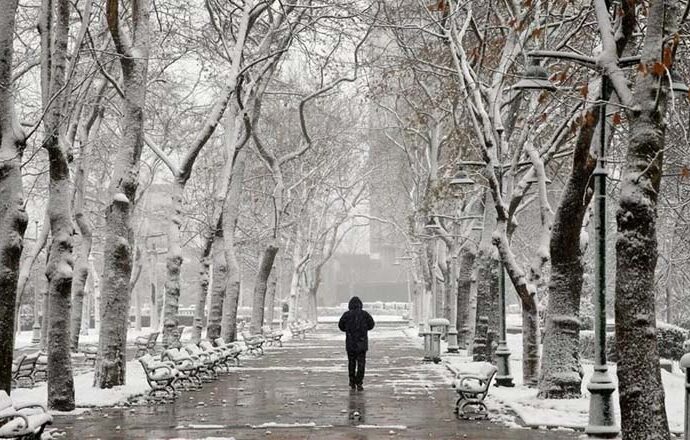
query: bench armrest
[
  {"left": 0, "top": 411, "right": 30, "bottom": 431},
  {"left": 149, "top": 364, "right": 173, "bottom": 376},
  {"left": 456, "top": 375, "right": 489, "bottom": 388},
  {"left": 13, "top": 402, "right": 49, "bottom": 413}
]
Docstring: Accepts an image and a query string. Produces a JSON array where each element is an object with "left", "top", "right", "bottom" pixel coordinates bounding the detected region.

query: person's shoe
[
  {"left": 356, "top": 384, "right": 363, "bottom": 391},
  {"left": 349, "top": 382, "right": 356, "bottom": 390}
]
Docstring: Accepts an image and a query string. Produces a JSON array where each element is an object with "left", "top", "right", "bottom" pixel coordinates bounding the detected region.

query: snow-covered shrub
[
  {"left": 580, "top": 324, "right": 688, "bottom": 362},
  {"left": 656, "top": 323, "right": 689, "bottom": 360}
]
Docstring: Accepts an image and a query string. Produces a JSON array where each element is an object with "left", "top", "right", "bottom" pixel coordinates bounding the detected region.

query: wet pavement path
[{"left": 56, "top": 326, "right": 579, "bottom": 439}]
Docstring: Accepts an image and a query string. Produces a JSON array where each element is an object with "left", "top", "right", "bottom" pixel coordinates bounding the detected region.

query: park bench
[
  {"left": 289, "top": 322, "right": 307, "bottom": 340},
  {"left": 0, "top": 390, "right": 52, "bottom": 439},
  {"left": 33, "top": 354, "right": 47, "bottom": 384},
  {"left": 262, "top": 326, "right": 284, "bottom": 347},
  {"left": 207, "top": 338, "right": 242, "bottom": 367},
  {"left": 451, "top": 362, "right": 497, "bottom": 419},
  {"left": 214, "top": 338, "right": 244, "bottom": 366},
  {"left": 240, "top": 331, "right": 265, "bottom": 356},
  {"left": 199, "top": 340, "right": 231, "bottom": 370},
  {"left": 183, "top": 344, "right": 218, "bottom": 380},
  {"left": 138, "top": 354, "right": 179, "bottom": 399},
  {"left": 134, "top": 332, "right": 159, "bottom": 357},
  {"left": 11, "top": 353, "right": 42, "bottom": 387},
  {"left": 304, "top": 320, "right": 317, "bottom": 333},
  {"left": 162, "top": 348, "right": 202, "bottom": 390},
  {"left": 80, "top": 345, "right": 98, "bottom": 366}
]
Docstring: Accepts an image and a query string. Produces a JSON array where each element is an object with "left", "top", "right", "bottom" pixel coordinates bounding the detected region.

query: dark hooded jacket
[{"left": 338, "top": 296, "right": 375, "bottom": 353}]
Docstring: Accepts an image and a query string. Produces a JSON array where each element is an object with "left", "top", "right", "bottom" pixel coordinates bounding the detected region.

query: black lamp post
[
  {"left": 514, "top": 55, "right": 620, "bottom": 436},
  {"left": 446, "top": 171, "right": 476, "bottom": 353},
  {"left": 493, "top": 135, "right": 514, "bottom": 387},
  {"left": 584, "top": 74, "right": 618, "bottom": 438}
]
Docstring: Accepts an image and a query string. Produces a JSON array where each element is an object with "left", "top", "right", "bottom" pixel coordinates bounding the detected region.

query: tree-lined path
[{"left": 54, "top": 327, "right": 577, "bottom": 439}]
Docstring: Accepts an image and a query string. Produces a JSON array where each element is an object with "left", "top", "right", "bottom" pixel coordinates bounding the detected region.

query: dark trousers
[{"left": 347, "top": 350, "right": 366, "bottom": 385}]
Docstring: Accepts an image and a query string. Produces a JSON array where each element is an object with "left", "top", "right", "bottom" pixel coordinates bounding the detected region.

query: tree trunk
[
  {"left": 133, "top": 286, "right": 141, "bottom": 331},
  {"left": 90, "top": 257, "right": 100, "bottom": 334},
  {"left": 221, "top": 146, "right": 247, "bottom": 342},
  {"left": 440, "top": 245, "right": 452, "bottom": 323},
  {"left": 69, "top": 219, "right": 91, "bottom": 352},
  {"left": 148, "top": 249, "right": 159, "bottom": 330},
  {"left": 69, "top": 212, "right": 92, "bottom": 350},
  {"left": 45, "top": 166, "right": 76, "bottom": 410},
  {"left": 250, "top": 244, "right": 279, "bottom": 335},
  {"left": 430, "top": 245, "right": 443, "bottom": 319},
  {"left": 615, "top": 0, "right": 676, "bottom": 437},
  {"left": 264, "top": 270, "right": 278, "bottom": 328},
  {"left": 287, "top": 229, "right": 305, "bottom": 323},
  {"left": 307, "top": 286, "right": 317, "bottom": 323},
  {"left": 473, "top": 253, "right": 499, "bottom": 361},
  {"left": 538, "top": 109, "right": 597, "bottom": 398},
  {"left": 420, "top": 245, "right": 434, "bottom": 326},
  {"left": 222, "top": 268, "right": 240, "bottom": 342},
  {"left": 40, "top": 277, "right": 49, "bottom": 349},
  {"left": 15, "top": 212, "right": 49, "bottom": 315},
  {"left": 43, "top": 0, "right": 75, "bottom": 409},
  {"left": 162, "top": 181, "right": 184, "bottom": 347},
  {"left": 94, "top": 0, "right": 149, "bottom": 389},
  {"left": 192, "top": 234, "right": 213, "bottom": 343},
  {"left": 81, "top": 271, "right": 91, "bottom": 335},
  {"left": 520, "top": 291, "right": 539, "bottom": 387},
  {"left": 206, "top": 226, "right": 227, "bottom": 340},
  {"left": 0, "top": 0, "right": 28, "bottom": 394},
  {"left": 456, "top": 246, "right": 476, "bottom": 349},
  {"left": 466, "top": 264, "right": 479, "bottom": 355}
]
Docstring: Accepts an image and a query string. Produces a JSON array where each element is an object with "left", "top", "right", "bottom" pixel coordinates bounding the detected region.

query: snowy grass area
[
  {"left": 433, "top": 331, "right": 686, "bottom": 435},
  {"left": 12, "top": 327, "right": 292, "bottom": 414},
  {"left": 11, "top": 358, "right": 149, "bottom": 410}
]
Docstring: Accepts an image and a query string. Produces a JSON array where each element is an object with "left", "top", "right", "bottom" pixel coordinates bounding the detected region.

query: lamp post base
[
  {"left": 494, "top": 340, "right": 515, "bottom": 387},
  {"left": 31, "top": 323, "right": 41, "bottom": 344},
  {"left": 447, "top": 328, "right": 459, "bottom": 353},
  {"left": 585, "top": 365, "right": 619, "bottom": 438}
]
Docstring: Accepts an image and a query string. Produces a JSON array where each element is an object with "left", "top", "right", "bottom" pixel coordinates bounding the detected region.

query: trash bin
[
  {"left": 429, "top": 318, "right": 450, "bottom": 340},
  {"left": 429, "top": 331, "right": 442, "bottom": 363},
  {"left": 421, "top": 332, "right": 431, "bottom": 361}
]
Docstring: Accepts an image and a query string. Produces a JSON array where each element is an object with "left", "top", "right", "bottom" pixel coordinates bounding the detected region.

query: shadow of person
[{"left": 347, "top": 389, "right": 367, "bottom": 426}]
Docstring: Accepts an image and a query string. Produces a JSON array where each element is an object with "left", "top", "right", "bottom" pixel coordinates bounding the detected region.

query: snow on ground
[
  {"left": 11, "top": 358, "right": 149, "bottom": 410},
  {"left": 435, "top": 330, "right": 686, "bottom": 435},
  {"left": 12, "top": 327, "right": 289, "bottom": 413},
  {"left": 250, "top": 422, "right": 319, "bottom": 428}
]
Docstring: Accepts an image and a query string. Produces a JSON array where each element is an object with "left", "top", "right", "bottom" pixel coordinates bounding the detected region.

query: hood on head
[{"left": 348, "top": 296, "right": 363, "bottom": 311}]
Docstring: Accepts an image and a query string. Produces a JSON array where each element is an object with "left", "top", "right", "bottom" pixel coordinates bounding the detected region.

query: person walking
[{"left": 338, "top": 296, "right": 375, "bottom": 390}]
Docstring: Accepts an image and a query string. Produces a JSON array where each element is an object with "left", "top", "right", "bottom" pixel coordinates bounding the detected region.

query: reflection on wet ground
[{"left": 55, "top": 326, "right": 580, "bottom": 439}]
